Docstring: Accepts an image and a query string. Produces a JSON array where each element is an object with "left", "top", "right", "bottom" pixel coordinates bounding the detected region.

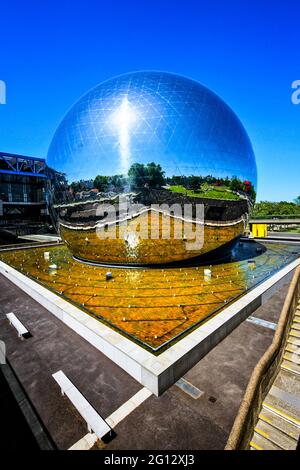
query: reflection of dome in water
[{"left": 47, "top": 71, "right": 257, "bottom": 266}]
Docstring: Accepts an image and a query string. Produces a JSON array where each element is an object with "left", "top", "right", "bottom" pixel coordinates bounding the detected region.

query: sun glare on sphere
[{"left": 110, "top": 96, "right": 137, "bottom": 174}]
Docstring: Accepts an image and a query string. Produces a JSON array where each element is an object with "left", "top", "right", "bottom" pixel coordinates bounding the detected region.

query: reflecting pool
[{"left": 1, "top": 241, "right": 299, "bottom": 352}]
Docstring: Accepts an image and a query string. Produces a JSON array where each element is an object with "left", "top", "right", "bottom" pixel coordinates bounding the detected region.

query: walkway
[{"left": 0, "top": 269, "right": 295, "bottom": 449}]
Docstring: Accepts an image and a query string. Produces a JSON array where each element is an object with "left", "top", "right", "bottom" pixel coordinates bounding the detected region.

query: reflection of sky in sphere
[{"left": 47, "top": 71, "right": 257, "bottom": 187}]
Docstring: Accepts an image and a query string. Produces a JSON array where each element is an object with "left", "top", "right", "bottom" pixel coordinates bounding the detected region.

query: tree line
[
  {"left": 252, "top": 198, "right": 300, "bottom": 217},
  {"left": 69, "top": 162, "right": 256, "bottom": 198}
]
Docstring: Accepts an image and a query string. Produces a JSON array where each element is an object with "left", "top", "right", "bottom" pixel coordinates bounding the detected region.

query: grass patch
[
  {"left": 168, "top": 185, "right": 240, "bottom": 200},
  {"left": 281, "top": 227, "right": 300, "bottom": 234}
]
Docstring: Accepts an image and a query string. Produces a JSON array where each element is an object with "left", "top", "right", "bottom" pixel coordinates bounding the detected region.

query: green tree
[
  {"left": 128, "top": 163, "right": 147, "bottom": 189},
  {"left": 294, "top": 196, "right": 300, "bottom": 206},
  {"left": 110, "top": 175, "right": 125, "bottom": 192},
  {"left": 188, "top": 175, "right": 202, "bottom": 191},
  {"left": 145, "top": 162, "right": 165, "bottom": 188},
  {"left": 252, "top": 200, "right": 300, "bottom": 217},
  {"left": 128, "top": 162, "right": 165, "bottom": 189},
  {"left": 93, "top": 175, "right": 109, "bottom": 192},
  {"left": 171, "top": 175, "right": 186, "bottom": 186},
  {"left": 70, "top": 179, "right": 90, "bottom": 193},
  {"left": 223, "top": 176, "right": 230, "bottom": 187},
  {"left": 229, "top": 176, "right": 243, "bottom": 192}
]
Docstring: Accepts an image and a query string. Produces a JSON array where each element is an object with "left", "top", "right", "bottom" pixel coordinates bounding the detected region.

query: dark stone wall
[
  {"left": 58, "top": 188, "right": 250, "bottom": 225},
  {"left": 137, "top": 189, "right": 249, "bottom": 221}
]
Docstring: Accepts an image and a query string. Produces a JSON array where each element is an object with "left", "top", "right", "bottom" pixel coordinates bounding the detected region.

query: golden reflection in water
[
  {"left": 61, "top": 214, "right": 244, "bottom": 265},
  {"left": 0, "top": 243, "right": 298, "bottom": 352}
]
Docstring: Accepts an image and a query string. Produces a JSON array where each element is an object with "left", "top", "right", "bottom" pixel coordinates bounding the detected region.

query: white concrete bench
[
  {"left": 6, "top": 312, "right": 29, "bottom": 339},
  {"left": 52, "top": 370, "right": 112, "bottom": 441}
]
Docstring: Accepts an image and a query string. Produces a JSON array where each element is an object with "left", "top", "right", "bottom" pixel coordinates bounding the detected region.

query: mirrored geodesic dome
[{"left": 47, "top": 71, "right": 257, "bottom": 265}]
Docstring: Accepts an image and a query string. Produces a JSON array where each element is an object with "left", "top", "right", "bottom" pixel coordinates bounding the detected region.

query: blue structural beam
[{"left": 0, "top": 152, "right": 47, "bottom": 178}]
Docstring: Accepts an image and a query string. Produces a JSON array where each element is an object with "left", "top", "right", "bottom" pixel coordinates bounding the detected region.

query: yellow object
[
  {"left": 252, "top": 223, "right": 267, "bottom": 238},
  {"left": 250, "top": 441, "right": 263, "bottom": 450}
]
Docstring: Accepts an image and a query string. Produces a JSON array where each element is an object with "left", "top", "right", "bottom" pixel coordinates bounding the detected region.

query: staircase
[{"left": 250, "top": 304, "right": 300, "bottom": 450}]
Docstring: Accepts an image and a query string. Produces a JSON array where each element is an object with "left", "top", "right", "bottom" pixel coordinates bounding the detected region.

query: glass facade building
[{"left": 0, "top": 152, "right": 47, "bottom": 225}]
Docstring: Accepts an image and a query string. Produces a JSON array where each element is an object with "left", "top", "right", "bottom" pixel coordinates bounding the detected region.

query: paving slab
[
  {"left": 105, "top": 280, "right": 292, "bottom": 449},
  {"left": 0, "top": 274, "right": 142, "bottom": 449},
  {"left": 0, "top": 269, "right": 293, "bottom": 449}
]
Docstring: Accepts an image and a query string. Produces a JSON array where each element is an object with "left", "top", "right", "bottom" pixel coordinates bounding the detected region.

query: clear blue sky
[{"left": 0, "top": 0, "right": 299, "bottom": 202}]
